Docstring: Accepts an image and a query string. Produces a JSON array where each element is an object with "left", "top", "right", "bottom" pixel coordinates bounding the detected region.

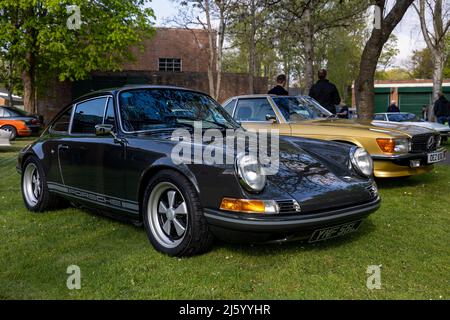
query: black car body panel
[{"left": 17, "top": 86, "right": 380, "bottom": 244}]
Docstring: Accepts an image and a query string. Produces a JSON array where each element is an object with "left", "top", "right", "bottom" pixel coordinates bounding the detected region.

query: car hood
[
  {"left": 295, "top": 118, "right": 435, "bottom": 137},
  {"left": 137, "top": 130, "right": 375, "bottom": 213},
  {"left": 270, "top": 137, "right": 375, "bottom": 213},
  {"left": 397, "top": 121, "right": 449, "bottom": 132}
]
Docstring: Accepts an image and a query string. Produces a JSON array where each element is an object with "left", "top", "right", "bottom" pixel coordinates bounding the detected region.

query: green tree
[{"left": 0, "top": 1, "right": 155, "bottom": 113}]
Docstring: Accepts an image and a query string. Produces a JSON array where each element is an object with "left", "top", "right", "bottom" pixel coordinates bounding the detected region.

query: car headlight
[
  {"left": 350, "top": 147, "right": 374, "bottom": 177},
  {"left": 394, "top": 138, "right": 410, "bottom": 153},
  {"left": 235, "top": 153, "right": 266, "bottom": 192}
]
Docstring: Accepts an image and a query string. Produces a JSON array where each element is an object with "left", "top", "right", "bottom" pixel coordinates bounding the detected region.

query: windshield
[
  {"left": 118, "top": 89, "right": 240, "bottom": 132},
  {"left": 272, "top": 96, "right": 332, "bottom": 122},
  {"left": 387, "top": 113, "right": 420, "bottom": 122}
]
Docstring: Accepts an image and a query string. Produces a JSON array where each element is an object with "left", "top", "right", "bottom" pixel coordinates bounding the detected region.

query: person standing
[
  {"left": 309, "top": 69, "right": 341, "bottom": 114},
  {"left": 387, "top": 100, "right": 400, "bottom": 113},
  {"left": 421, "top": 105, "right": 428, "bottom": 121},
  {"left": 268, "top": 74, "right": 289, "bottom": 96},
  {"left": 433, "top": 92, "right": 449, "bottom": 125}
]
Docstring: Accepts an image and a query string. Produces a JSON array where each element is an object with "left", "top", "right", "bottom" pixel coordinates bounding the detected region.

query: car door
[
  {"left": 232, "top": 98, "right": 291, "bottom": 135},
  {"left": 58, "top": 96, "right": 126, "bottom": 202}
]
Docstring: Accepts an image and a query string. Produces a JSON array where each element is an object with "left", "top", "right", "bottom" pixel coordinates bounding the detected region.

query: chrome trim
[{"left": 47, "top": 182, "right": 139, "bottom": 214}]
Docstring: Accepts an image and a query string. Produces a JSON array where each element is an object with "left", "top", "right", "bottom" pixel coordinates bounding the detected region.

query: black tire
[
  {"left": 2, "top": 125, "right": 17, "bottom": 140},
  {"left": 142, "top": 170, "right": 214, "bottom": 257},
  {"left": 21, "top": 156, "right": 68, "bottom": 212}
]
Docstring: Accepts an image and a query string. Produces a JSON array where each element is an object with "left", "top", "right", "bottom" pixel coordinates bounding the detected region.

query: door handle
[{"left": 59, "top": 144, "right": 70, "bottom": 151}]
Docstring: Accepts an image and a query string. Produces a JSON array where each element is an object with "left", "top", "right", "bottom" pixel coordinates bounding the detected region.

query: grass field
[{"left": 0, "top": 138, "right": 449, "bottom": 299}]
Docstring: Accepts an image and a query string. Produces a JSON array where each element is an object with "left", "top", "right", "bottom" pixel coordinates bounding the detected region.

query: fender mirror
[{"left": 266, "top": 114, "right": 277, "bottom": 123}]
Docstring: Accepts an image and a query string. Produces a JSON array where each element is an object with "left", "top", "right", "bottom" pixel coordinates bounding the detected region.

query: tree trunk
[
  {"left": 354, "top": 35, "right": 384, "bottom": 120},
  {"left": 355, "top": 0, "right": 414, "bottom": 120},
  {"left": 248, "top": 0, "right": 256, "bottom": 94},
  {"left": 303, "top": 6, "right": 315, "bottom": 92},
  {"left": 22, "top": 66, "right": 36, "bottom": 114},
  {"left": 215, "top": 7, "right": 225, "bottom": 101},
  {"left": 432, "top": 52, "right": 445, "bottom": 102},
  {"left": 204, "top": 0, "right": 216, "bottom": 98}
]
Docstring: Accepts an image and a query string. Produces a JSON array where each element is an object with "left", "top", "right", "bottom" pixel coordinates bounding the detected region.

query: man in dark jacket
[
  {"left": 433, "top": 92, "right": 449, "bottom": 125},
  {"left": 309, "top": 69, "right": 340, "bottom": 114},
  {"left": 387, "top": 101, "right": 400, "bottom": 113},
  {"left": 268, "top": 74, "right": 289, "bottom": 96}
]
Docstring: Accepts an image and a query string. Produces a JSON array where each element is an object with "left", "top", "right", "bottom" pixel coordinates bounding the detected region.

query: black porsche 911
[{"left": 17, "top": 86, "right": 380, "bottom": 256}]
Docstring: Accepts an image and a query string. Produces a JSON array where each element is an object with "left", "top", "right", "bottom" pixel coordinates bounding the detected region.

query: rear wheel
[
  {"left": 21, "top": 156, "right": 67, "bottom": 212},
  {"left": 143, "top": 170, "right": 214, "bottom": 257},
  {"left": 1, "top": 125, "right": 17, "bottom": 140}
]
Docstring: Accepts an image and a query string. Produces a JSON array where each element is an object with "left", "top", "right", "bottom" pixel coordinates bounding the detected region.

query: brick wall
[
  {"left": 38, "top": 71, "right": 268, "bottom": 122},
  {"left": 123, "top": 28, "right": 214, "bottom": 73},
  {"left": 36, "top": 79, "right": 73, "bottom": 123},
  {"left": 88, "top": 71, "right": 267, "bottom": 102}
]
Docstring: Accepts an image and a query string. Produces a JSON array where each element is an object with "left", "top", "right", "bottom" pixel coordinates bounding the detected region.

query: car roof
[{"left": 73, "top": 85, "right": 209, "bottom": 104}]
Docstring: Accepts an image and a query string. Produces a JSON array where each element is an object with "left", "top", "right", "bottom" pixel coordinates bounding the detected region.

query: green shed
[{"left": 374, "top": 88, "right": 391, "bottom": 113}]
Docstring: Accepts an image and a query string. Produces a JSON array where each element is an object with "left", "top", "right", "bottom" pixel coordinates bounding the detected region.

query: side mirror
[
  {"left": 266, "top": 114, "right": 277, "bottom": 123},
  {"left": 95, "top": 124, "right": 114, "bottom": 136}
]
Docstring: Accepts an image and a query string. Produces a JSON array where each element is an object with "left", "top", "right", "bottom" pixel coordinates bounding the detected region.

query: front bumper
[
  {"left": 26, "top": 125, "right": 42, "bottom": 135},
  {"left": 17, "top": 128, "right": 32, "bottom": 137},
  {"left": 204, "top": 197, "right": 380, "bottom": 243},
  {"left": 372, "top": 148, "right": 446, "bottom": 178}
]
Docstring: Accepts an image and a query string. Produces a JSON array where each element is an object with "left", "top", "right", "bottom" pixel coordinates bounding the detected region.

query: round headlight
[
  {"left": 350, "top": 147, "right": 374, "bottom": 177},
  {"left": 235, "top": 153, "right": 266, "bottom": 192}
]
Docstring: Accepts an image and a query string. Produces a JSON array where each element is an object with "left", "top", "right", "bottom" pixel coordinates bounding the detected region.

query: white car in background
[
  {"left": 0, "top": 128, "right": 12, "bottom": 147},
  {"left": 373, "top": 112, "right": 450, "bottom": 142}
]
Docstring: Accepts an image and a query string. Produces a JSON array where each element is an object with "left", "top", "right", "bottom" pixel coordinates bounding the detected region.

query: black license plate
[{"left": 309, "top": 221, "right": 362, "bottom": 243}]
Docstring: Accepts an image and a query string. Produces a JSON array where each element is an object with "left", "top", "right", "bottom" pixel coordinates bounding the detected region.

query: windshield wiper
[{"left": 165, "top": 115, "right": 232, "bottom": 130}]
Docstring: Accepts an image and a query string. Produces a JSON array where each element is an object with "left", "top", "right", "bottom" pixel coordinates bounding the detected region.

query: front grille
[
  {"left": 411, "top": 133, "right": 439, "bottom": 153},
  {"left": 276, "top": 199, "right": 301, "bottom": 214}
]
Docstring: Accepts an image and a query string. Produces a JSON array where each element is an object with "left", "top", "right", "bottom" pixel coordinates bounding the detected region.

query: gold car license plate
[{"left": 427, "top": 151, "right": 446, "bottom": 164}]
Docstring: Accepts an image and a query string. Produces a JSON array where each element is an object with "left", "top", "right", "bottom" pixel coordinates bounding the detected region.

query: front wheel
[
  {"left": 143, "top": 170, "right": 214, "bottom": 257},
  {"left": 21, "top": 156, "right": 67, "bottom": 212}
]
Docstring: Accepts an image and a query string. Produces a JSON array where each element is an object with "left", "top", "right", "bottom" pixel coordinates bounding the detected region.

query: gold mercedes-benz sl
[{"left": 222, "top": 95, "right": 447, "bottom": 178}]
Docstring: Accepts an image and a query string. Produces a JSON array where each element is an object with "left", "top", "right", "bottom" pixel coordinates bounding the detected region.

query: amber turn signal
[
  {"left": 376, "top": 138, "right": 396, "bottom": 153},
  {"left": 220, "top": 198, "right": 278, "bottom": 214}
]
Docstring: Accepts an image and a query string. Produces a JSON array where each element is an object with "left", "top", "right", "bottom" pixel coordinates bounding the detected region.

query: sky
[{"left": 149, "top": 0, "right": 427, "bottom": 68}]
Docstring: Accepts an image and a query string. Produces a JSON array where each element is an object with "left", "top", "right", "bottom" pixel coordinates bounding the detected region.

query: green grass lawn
[{"left": 0, "top": 138, "right": 449, "bottom": 300}]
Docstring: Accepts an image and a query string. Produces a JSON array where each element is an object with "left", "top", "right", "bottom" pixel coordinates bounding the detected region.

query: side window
[
  {"left": 51, "top": 106, "right": 73, "bottom": 133},
  {"left": 234, "top": 99, "right": 276, "bottom": 122},
  {"left": 373, "top": 114, "right": 386, "bottom": 121},
  {"left": 103, "top": 98, "right": 116, "bottom": 126},
  {"left": 223, "top": 100, "right": 236, "bottom": 116},
  {"left": 0, "top": 108, "right": 4, "bottom": 117},
  {"left": 71, "top": 98, "right": 107, "bottom": 134}
]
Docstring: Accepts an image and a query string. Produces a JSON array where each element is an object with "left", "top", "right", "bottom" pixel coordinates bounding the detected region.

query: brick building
[
  {"left": 123, "top": 28, "right": 213, "bottom": 73},
  {"left": 38, "top": 28, "right": 267, "bottom": 122}
]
